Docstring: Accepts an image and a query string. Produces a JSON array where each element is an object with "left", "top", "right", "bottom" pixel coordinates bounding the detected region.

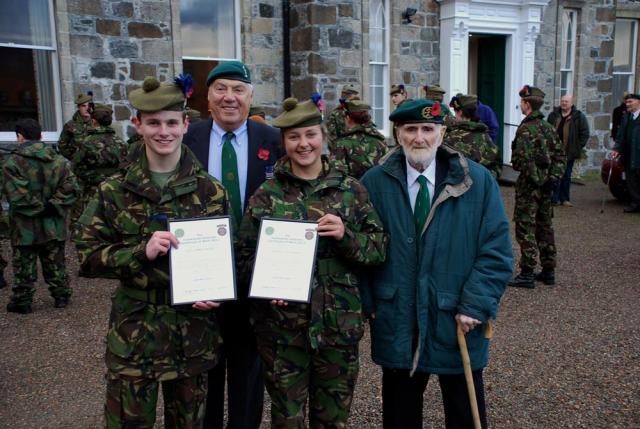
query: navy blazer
[{"left": 183, "top": 117, "right": 282, "bottom": 209}]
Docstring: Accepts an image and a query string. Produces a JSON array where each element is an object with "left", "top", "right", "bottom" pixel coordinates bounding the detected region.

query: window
[
  {"left": 560, "top": 9, "right": 577, "bottom": 97},
  {"left": 613, "top": 19, "right": 638, "bottom": 103},
  {"left": 180, "top": 0, "right": 241, "bottom": 117},
  {"left": 369, "top": 0, "right": 389, "bottom": 136},
  {"left": 0, "top": 0, "right": 61, "bottom": 141}
]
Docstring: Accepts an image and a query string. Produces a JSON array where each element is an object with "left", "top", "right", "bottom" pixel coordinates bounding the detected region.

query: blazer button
[{"left": 407, "top": 237, "right": 414, "bottom": 244}]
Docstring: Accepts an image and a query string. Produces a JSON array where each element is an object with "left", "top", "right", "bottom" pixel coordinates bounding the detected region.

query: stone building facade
[{"left": 1, "top": 0, "right": 638, "bottom": 172}]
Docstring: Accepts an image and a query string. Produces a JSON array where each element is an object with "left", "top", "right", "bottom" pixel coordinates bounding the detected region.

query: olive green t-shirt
[{"left": 149, "top": 167, "right": 178, "bottom": 189}]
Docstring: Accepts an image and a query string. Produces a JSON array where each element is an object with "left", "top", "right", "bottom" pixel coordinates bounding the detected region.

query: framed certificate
[
  {"left": 168, "top": 216, "right": 236, "bottom": 305},
  {"left": 249, "top": 218, "right": 319, "bottom": 303}
]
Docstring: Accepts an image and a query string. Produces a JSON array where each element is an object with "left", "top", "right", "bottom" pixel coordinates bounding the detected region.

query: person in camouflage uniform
[
  {"left": 70, "top": 104, "right": 128, "bottom": 225},
  {"left": 390, "top": 84, "right": 408, "bottom": 109},
  {"left": 326, "top": 84, "right": 360, "bottom": 144},
  {"left": 423, "top": 83, "right": 446, "bottom": 103},
  {"left": 74, "top": 76, "right": 229, "bottom": 429},
  {"left": 237, "top": 96, "right": 387, "bottom": 428},
  {"left": 445, "top": 94, "right": 501, "bottom": 178},
  {"left": 330, "top": 99, "right": 388, "bottom": 179},
  {"left": 2, "top": 119, "right": 79, "bottom": 314},
  {"left": 58, "top": 92, "right": 93, "bottom": 160},
  {"left": 509, "top": 85, "right": 565, "bottom": 288}
]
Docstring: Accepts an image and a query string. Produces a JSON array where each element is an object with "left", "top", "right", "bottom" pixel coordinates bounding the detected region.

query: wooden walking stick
[{"left": 457, "top": 324, "right": 482, "bottom": 429}]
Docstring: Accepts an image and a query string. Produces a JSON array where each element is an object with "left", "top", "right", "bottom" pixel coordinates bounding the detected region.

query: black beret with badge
[
  {"left": 519, "top": 85, "right": 545, "bottom": 99},
  {"left": 389, "top": 98, "right": 450, "bottom": 125}
]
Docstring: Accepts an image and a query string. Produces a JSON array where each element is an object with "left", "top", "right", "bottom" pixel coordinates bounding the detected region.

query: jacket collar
[
  {"left": 122, "top": 144, "right": 201, "bottom": 204},
  {"left": 274, "top": 155, "right": 346, "bottom": 191}
]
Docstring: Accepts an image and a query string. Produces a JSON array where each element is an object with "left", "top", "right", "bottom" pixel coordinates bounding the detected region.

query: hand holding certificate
[
  {"left": 249, "top": 218, "right": 319, "bottom": 303},
  {"left": 168, "top": 217, "right": 236, "bottom": 305}
]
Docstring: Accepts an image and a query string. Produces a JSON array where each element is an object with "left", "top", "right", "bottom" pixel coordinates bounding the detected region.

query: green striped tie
[
  {"left": 221, "top": 132, "right": 242, "bottom": 224},
  {"left": 414, "top": 175, "right": 431, "bottom": 234}
]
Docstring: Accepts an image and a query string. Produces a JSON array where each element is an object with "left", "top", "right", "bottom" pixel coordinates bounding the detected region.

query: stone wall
[
  {"left": 60, "top": 0, "right": 176, "bottom": 138},
  {"left": 390, "top": 0, "right": 440, "bottom": 100},
  {"left": 535, "top": 0, "right": 617, "bottom": 172},
  {"left": 242, "top": 1, "right": 284, "bottom": 117}
]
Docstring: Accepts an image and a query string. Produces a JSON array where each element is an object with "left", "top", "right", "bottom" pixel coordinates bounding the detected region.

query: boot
[
  {"left": 54, "top": 296, "right": 70, "bottom": 309},
  {"left": 535, "top": 270, "right": 556, "bottom": 285},
  {"left": 508, "top": 271, "right": 535, "bottom": 289},
  {"left": 7, "top": 300, "right": 33, "bottom": 314}
]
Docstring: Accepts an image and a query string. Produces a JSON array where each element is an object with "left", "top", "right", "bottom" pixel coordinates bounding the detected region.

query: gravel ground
[{"left": 0, "top": 178, "right": 638, "bottom": 429}]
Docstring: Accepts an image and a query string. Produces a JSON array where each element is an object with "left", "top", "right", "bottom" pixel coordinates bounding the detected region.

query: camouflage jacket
[
  {"left": 74, "top": 146, "right": 229, "bottom": 380},
  {"left": 2, "top": 141, "right": 79, "bottom": 246},
  {"left": 58, "top": 112, "right": 91, "bottom": 160},
  {"left": 443, "top": 120, "right": 501, "bottom": 178},
  {"left": 326, "top": 106, "right": 348, "bottom": 144},
  {"left": 331, "top": 125, "right": 389, "bottom": 179},
  {"left": 237, "top": 156, "right": 387, "bottom": 349},
  {"left": 511, "top": 110, "right": 566, "bottom": 188},
  {"left": 72, "top": 126, "right": 128, "bottom": 186}
]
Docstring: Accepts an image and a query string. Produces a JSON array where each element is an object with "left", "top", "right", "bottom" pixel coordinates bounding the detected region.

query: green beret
[
  {"left": 129, "top": 77, "right": 186, "bottom": 113},
  {"left": 340, "top": 84, "right": 359, "bottom": 96},
  {"left": 249, "top": 105, "right": 266, "bottom": 117},
  {"left": 390, "top": 84, "right": 406, "bottom": 96},
  {"left": 75, "top": 93, "right": 92, "bottom": 104},
  {"left": 624, "top": 93, "right": 640, "bottom": 101},
  {"left": 206, "top": 61, "right": 251, "bottom": 86},
  {"left": 272, "top": 97, "right": 322, "bottom": 129},
  {"left": 345, "top": 99, "right": 370, "bottom": 113},
  {"left": 91, "top": 103, "right": 113, "bottom": 115},
  {"left": 519, "top": 85, "right": 545, "bottom": 99},
  {"left": 389, "top": 98, "right": 450, "bottom": 125}
]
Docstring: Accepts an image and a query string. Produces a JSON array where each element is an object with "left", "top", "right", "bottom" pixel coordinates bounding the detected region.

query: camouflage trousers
[
  {"left": 11, "top": 241, "right": 71, "bottom": 305},
  {"left": 513, "top": 186, "right": 556, "bottom": 271},
  {"left": 105, "top": 371, "right": 208, "bottom": 429},
  {"left": 258, "top": 340, "right": 359, "bottom": 428}
]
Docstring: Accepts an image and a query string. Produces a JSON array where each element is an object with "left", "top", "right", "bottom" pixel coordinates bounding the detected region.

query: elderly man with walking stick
[{"left": 360, "top": 98, "right": 513, "bottom": 429}]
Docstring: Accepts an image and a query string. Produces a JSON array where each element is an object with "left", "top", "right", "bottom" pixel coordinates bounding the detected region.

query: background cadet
[
  {"left": 237, "top": 95, "right": 386, "bottom": 428},
  {"left": 614, "top": 93, "right": 640, "bottom": 213},
  {"left": 3, "top": 119, "right": 79, "bottom": 314},
  {"left": 446, "top": 94, "right": 501, "bottom": 178},
  {"left": 422, "top": 84, "right": 446, "bottom": 102},
  {"left": 0, "top": 168, "right": 7, "bottom": 289},
  {"left": 360, "top": 99, "right": 512, "bottom": 429},
  {"left": 331, "top": 99, "right": 388, "bottom": 179},
  {"left": 58, "top": 92, "right": 93, "bottom": 160},
  {"left": 71, "top": 104, "right": 127, "bottom": 223},
  {"left": 74, "top": 75, "right": 228, "bottom": 428},
  {"left": 326, "top": 83, "right": 360, "bottom": 144},
  {"left": 509, "top": 85, "right": 565, "bottom": 288},
  {"left": 248, "top": 105, "right": 267, "bottom": 124},
  {"left": 186, "top": 107, "right": 202, "bottom": 125},
  {"left": 183, "top": 60, "right": 282, "bottom": 429},
  {"left": 390, "top": 84, "right": 408, "bottom": 108}
]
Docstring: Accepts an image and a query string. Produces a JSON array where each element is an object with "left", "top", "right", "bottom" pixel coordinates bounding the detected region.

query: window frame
[
  {"left": 560, "top": 8, "right": 578, "bottom": 97},
  {"left": 612, "top": 18, "right": 638, "bottom": 102},
  {"left": 180, "top": 0, "right": 241, "bottom": 62},
  {"left": 0, "top": 0, "right": 62, "bottom": 142},
  {"left": 368, "top": 0, "right": 390, "bottom": 137}
]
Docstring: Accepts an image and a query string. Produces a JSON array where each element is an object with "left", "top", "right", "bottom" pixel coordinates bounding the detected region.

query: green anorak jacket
[
  {"left": 360, "top": 146, "right": 513, "bottom": 374},
  {"left": 238, "top": 156, "right": 387, "bottom": 350}
]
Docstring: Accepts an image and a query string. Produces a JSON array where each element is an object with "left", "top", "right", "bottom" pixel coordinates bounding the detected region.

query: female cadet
[
  {"left": 444, "top": 94, "right": 501, "bottom": 178},
  {"left": 330, "top": 99, "right": 388, "bottom": 179},
  {"left": 237, "top": 96, "right": 387, "bottom": 428}
]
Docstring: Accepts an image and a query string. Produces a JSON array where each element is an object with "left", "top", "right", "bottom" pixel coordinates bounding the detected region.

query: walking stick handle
[{"left": 457, "top": 324, "right": 482, "bottom": 429}]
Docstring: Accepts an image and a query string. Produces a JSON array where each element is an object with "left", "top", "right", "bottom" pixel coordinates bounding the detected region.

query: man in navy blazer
[{"left": 183, "top": 61, "right": 281, "bottom": 429}]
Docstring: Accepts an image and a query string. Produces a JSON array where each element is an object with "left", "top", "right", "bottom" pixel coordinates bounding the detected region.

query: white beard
[{"left": 401, "top": 136, "right": 441, "bottom": 170}]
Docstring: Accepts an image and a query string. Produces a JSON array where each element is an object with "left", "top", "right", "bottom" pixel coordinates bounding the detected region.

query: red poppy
[
  {"left": 431, "top": 102, "right": 441, "bottom": 117},
  {"left": 258, "top": 148, "right": 270, "bottom": 160}
]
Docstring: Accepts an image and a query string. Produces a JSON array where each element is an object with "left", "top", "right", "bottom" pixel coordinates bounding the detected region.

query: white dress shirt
[
  {"left": 406, "top": 158, "right": 436, "bottom": 212},
  {"left": 208, "top": 120, "right": 249, "bottom": 210}
]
